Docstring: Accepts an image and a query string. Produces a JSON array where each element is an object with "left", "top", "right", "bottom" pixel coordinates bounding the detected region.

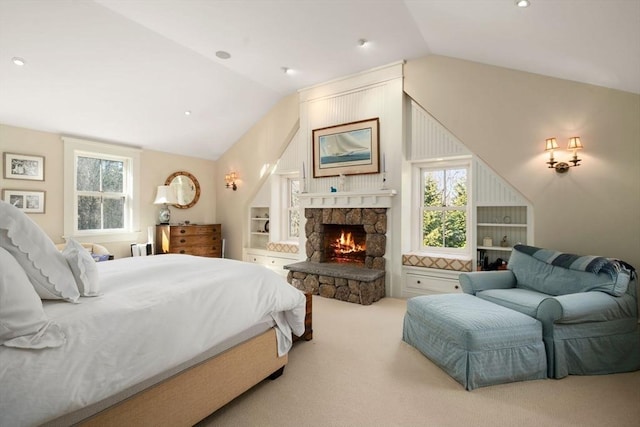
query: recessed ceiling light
[
  {"left": 184, "top": 110, "right": 191, "bottom": 116},
  {"left": 358, "top": 39, "right": 369, "bottom": 48},
  {"left": 515, "top": 0, "right": 530, "bottom": 7},
  {"left": 12, "top": 57, "right": 26, "bottom": 66},
  {"left": 282, "top": 67, "right": 293, "bottom": 75},
  {"left": 216, "top": 50, "right": 231, "bottom": 60}
]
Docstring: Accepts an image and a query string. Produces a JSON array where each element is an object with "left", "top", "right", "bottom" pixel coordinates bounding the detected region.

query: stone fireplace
[{"left": 285, "top": 197, "right": 391, "bottom": 305}]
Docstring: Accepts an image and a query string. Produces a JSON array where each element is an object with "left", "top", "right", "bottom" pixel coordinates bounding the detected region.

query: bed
[{"left": 0, "top": 201, "right": 306, "bottom": 427}]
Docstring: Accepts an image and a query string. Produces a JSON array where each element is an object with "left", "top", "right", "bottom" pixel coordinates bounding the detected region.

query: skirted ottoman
[{"left": 403, "top": 294, "right": 547, "bottom": 390}]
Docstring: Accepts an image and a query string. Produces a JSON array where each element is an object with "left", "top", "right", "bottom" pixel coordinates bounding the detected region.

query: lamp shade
[
  {"left": 567, "top": 137, "right": 583, "bottom": 150},
  {"left": 545, "top": 138, "right": 558, "bottom": 151},
  {"left": 153, "top": 185, "right": 178, "bottom": 205}
]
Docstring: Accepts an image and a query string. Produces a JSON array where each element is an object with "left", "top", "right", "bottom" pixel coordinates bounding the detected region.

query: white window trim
[
  {"left": 411, "top": 158, "right": 472, "bottom": 257},
  {"left": 63, "top": 137, "right": 141, "bottom": 243}
]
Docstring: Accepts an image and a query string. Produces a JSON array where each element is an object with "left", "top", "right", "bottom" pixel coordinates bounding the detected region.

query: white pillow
[
  {"left": 62, "top": 238, "right": 100, "bottom": 296},
  {"left": 0, "top": 247, "right": 66, "bottom": 349},
  {"left": 0, "top": 199, "right": 79, "bottom": 302}
]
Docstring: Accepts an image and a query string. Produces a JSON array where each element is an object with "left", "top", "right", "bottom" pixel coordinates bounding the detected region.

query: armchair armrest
[
  {"left": 538, "top": 292, "right": 637, "bottom": 324},
  {"left": 458, "top": 270, "right": 516, "bottom": 295}
]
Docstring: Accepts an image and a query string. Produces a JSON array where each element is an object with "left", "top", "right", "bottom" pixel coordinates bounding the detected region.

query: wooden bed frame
[{"left": 78, "top": 328, "right": 285, "bottom": 426}]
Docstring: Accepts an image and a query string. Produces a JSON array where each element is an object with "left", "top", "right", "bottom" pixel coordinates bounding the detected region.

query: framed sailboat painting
[{"left": 312, "top": 118, "right": 380, "bottom": 178}]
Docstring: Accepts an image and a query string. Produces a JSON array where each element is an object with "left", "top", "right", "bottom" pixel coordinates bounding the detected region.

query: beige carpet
[{"left": 200, "top": 296, "right": 640, "bottom": 427}]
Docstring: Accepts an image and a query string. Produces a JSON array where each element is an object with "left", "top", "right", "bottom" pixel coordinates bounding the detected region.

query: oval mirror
[{"left": 165, "top": 171, "right": 200, "bottom": 209}]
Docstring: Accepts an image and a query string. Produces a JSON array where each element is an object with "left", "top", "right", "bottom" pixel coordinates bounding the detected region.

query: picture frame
[
  {"left": 312, "top": 118, "right": 380, "bottom": 178},
  {"left": 3, "top": 152, "right": 45, "bottom": 181},
  {"left": 2, "top": 190, "right": 46, "bottom": 213}
]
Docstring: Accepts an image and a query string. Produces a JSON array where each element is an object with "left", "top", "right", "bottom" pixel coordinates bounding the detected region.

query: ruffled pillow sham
[
  {"left": 0, "top": 199, "right": 79, "bottom": 302},
  {"left": 62, "top": 238, "right": 100, "bottom": 296},
  {"left": 0, "top": 246, "right": 66, "bottom": 349}
]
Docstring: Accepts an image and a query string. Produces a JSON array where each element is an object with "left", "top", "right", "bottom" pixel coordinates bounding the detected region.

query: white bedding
[{"left": 0, "top": 254, "right": 306, "bottom": 427}]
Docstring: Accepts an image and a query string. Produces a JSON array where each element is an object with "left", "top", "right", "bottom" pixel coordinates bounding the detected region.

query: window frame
[
  {"left": 63, "top": 137, "right": 141, "bottom": 243},
  {"left": 285, "top": 176, "right": 300, "bottom": 241},
  {"left": 412, "top": 159, "right": 471, "bottom": 257}
]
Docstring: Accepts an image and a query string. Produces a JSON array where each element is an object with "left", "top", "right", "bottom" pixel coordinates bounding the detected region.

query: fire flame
[{"left": 331, "top": 231, "right": 365, "bottom": 254}]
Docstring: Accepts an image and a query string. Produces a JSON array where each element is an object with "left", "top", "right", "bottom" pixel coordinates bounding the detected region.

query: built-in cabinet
[
  {"left": 475, "top": 205, "right": 531, "bottom": 270},
  {"left": 403, "top": 267, "right": 463, "bottom": 298},
  {"left": 249, "top": 206, "right": 270, "bottom": 250}
]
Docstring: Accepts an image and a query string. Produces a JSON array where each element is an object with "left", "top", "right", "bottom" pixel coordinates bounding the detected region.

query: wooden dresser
[{"left": 156, "top": 224, "right": 222, "bottom": 258}]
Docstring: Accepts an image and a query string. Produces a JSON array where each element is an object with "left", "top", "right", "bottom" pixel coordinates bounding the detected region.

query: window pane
[
  {"left": 77, "top": 196, "right": 101, "bottom": 230},
  {"left": 422, "top": 210, "right": 443, "bottom": 247},
  {"left": 423, "top": 171, "right": 444, "bottom": 207},
  {"left": 290, "top": 179, "right": 300, "bottom": 208},
  {"left": 102, "top": 160, "right": 124, "bottom": 193},
  {"left": 444, "top": 210, "right": 467, "bottom": 248},
  {"left": 77, "top": 157, "right": 101, "bottom": 192},
  {"left": 103, "top": 197, "right": 124, "bottom": 229},
  {"left": 445, "top": 168, "right": 467, "bottom": 207},
  {"left": 289, "top": 209, "right": 299, "bottom": 238}
]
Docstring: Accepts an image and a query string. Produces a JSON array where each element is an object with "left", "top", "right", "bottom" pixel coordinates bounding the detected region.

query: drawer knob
[
  {"left": 179, "top": 250, "right": 185, "bottom": 254},
  {"left": 455, "top": 285, "right": 459, "bottom": 289},
  {"left": 253, "top": 258, "right": 257, "bottom": 262},
  {"left": 180, "top": 239, "right": 186, "bottom": 243},
  {"left": 416, "top": 280, "right": 421, "bottom": 284},
  {"left": 180, "top": 229, "right": 186, "bottom": 234}
]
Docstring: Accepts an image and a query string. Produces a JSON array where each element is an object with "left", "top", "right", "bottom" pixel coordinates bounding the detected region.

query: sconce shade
[
  {"left": 545, "top": 138, "right": 558, "bottom": 151},
  {"left": 153, "top": 185, "right": 179, "bottom": 205},
  {"left": 568, "top": 137, "right": 583, "bottom": 150}
]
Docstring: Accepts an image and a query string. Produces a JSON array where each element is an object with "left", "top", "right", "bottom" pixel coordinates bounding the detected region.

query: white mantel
[{"left": 299, "top": 189, "right": 397, "bottom": 209}]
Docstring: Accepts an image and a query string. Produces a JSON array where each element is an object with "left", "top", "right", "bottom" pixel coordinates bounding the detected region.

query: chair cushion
[
  {"left": 508, "top": 249, "right": 624, "bottom": 296},
  {"left": 477, "top": 288, "right": 550, "bottom": 318}
]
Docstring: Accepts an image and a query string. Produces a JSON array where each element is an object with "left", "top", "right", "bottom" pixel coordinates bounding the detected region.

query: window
[
  {"left": 417, "top": 163, "right": 469, "bottom": 254},
  {"left": 286, "top": 177, "right": 300, "bottom": 240},
  {"left": 63, "top": 137, "right": 140, "bottom": 242}
]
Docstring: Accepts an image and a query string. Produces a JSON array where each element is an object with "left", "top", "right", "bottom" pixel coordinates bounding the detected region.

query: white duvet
[{"left": 0, "top": 255, "right": 306, "bottom": 427}]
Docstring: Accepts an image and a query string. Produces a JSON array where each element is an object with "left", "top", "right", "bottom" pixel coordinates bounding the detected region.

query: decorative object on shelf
[
  {"left": 166, "top": 171, "right": 200, "bottom": 208},
  {"left": 545, "top": 137, "right": 584, "bottom": 173},
  {"left": 2, "top": 189, "right": 45, "bottom": 213},
  {"left": 338, "top": 174, "right": 346, "bottom": 191},
  {"left": 503, "top": 215, "right": 511, "bottom": 224},
  {"left": 483, "top": 237, "right": 493, "bottom": 247},
  {"left": 264, "top": 220, "right": 269, "bottom": 233},
  {"left": 225, "top": 171, "right": 238, "bottom": 191},
  {"left": 500, "top": 236, "right": 509, "bottom": 247},
  {"left": 312, "top": 118, "right": 380, "bottom": 178},
  {"left": 3, "top": 152, "right": 45, "bottom": 181},
  {"left": 153, "top": 185, "right": 178, "bottom": 224}
]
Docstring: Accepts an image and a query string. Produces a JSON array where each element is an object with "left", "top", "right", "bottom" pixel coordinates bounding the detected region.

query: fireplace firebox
[{"left": 323, "top": 224, "right": 366, "bottom": 265}]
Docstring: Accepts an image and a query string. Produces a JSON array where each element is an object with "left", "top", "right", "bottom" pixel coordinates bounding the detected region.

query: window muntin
[{"left": 420, "top": 166, "right": 468, "bottom": 252}]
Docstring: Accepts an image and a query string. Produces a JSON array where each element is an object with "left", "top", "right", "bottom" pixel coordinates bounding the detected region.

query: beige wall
[
  {"left": 215, "top": 94, "right": 299, "bottom": 260},
  {"left": 0, "top": 123, "right": 217, "bottom": 259},
  {"left": 404, "top": 55, "right": 640, "bottom": 268}
]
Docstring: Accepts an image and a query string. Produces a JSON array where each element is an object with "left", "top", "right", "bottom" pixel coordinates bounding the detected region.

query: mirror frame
[{"left": 165, "top": 171, "right": 200, "bottom": 209}]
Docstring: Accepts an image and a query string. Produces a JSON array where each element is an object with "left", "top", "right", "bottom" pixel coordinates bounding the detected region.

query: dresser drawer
[
  {"left": 169, "top": 225, "right": 220, "bottom": 237},
  {"left": 169, "top": 234, "right": 219, "bottom": 247},
  {"left": 169, "top": 245, "right": 221, "bottom": 257}
]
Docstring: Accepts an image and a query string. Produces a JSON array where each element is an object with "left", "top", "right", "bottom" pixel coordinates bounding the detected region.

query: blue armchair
[{"left": 459, "top": 245, "right": 640, "bottom": 378}]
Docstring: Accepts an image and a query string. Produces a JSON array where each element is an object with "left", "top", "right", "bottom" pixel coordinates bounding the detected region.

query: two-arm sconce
[
  {"left": 545, "top": 137, "right": 584, "bottom": 173},
  {"left": 225, "top": 172, "right": 238, "bottom": 190}
]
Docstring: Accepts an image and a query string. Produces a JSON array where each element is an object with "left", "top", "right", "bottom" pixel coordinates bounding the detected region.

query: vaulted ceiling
[{"left": 1, "top": 0, "right": 638, "bottom": 160}]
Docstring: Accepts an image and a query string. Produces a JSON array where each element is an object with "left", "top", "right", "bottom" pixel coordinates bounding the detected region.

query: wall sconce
[
  {"left": 225, "top": 172, "right": 238, "bottom": 191},
  {"left": 545, "top": 137, "right": 584, "bottom": 173},
  {"left": 153, "top": 185, "right": 178, "bottom": 224}
]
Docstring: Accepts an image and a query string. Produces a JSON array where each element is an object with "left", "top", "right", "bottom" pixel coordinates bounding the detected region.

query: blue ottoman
[{"left": 403, "top": 294, "right": 547, "bottom": 390}]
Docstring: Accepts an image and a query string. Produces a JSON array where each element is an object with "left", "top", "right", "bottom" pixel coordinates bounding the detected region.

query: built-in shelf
[
  {"left": 476, "top": 205, "right": 532, "bottom": 270},
  {"left": 249, "top": 206, "right": 270, "bottom": 249}
]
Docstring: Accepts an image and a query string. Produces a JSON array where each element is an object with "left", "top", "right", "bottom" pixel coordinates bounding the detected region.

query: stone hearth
[{"left": 286, "top": 206, "right": 387, "bottom": 305}]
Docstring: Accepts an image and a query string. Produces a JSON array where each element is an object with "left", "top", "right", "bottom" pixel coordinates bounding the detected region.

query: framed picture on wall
[
  {"left": 3, "top": 152, "right": 45, "bottom": 181},
  {"left": 2, "top": 189, "right": 46, "bottom": 213},
  {"left": 312, "top": 118, "right": 380, "bottom": 178}
]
